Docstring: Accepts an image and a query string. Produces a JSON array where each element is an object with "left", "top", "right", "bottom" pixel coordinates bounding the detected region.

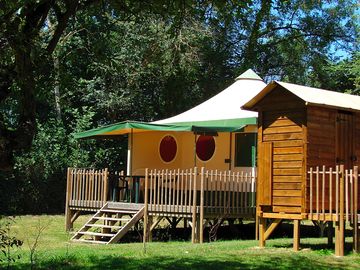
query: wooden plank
[
  {"left": 272, "top": 206, "right": 302, "bottom": 213},
  {"left": 273, "top": 176, "right": 302, "bottom": 183},
  {"left": 273, "top": 196, "right": 302, "bottom": 206},
  {"left": 263, "top": 132, "right": 303, "bottom": 141},
  {"left": 263, "top": 125, "right": 302, "bottom": 135},
  {"left": 273, "top": 190, "right": 302, "bottom": 197},
  {"left": 264, "top": 118, "right": 301, "bottom": 128},
  {"left": 273, "top": 147, "right": 303, "bottom": 154},
  {"left": 272, "top": 140, "right": 303, "bottom": 148},
  {"left": 273, "top": 168, "right": 302, "bottom": 175},
  {"left": 273, "top": 154, "right": 303, "bottom": 161},
  {"left": 273, "top": 161, "right": 303, "bottom": 168}
]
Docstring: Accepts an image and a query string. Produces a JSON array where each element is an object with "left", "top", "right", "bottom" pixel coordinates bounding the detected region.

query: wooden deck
[{"left": 65, "top": 167, "right": 256, "bottom": 243}]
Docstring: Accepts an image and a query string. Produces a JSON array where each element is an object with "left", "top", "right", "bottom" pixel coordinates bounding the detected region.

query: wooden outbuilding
[{"left": 242, "top": 80, "right": 360, "bottom": 256}]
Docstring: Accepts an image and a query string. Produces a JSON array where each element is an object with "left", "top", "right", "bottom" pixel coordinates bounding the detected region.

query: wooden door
[
  {"left": 336, "top": 111, "right": 354, "bottom": 169},
  {"left": 257, "top": 142, "right": 272, "bottom": 206}
]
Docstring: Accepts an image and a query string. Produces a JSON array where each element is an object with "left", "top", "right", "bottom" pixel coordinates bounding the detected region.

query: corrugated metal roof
[{"left": 242, "top": 81, "right": 360, "bottom": 112}]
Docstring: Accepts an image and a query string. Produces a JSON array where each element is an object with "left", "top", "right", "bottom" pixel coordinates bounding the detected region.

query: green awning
[{"left": 74, "top": 118, "right": 257, "bottom": 139}]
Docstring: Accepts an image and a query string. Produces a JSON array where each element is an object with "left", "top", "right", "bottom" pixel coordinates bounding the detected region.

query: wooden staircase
[{"left": 71, "top": 202, "right": 145, "bottom": 244}]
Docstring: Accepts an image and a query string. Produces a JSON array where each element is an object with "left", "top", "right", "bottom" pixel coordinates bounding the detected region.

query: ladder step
[
  {"left": 78, "top": 231, "right": 114, "bottom": 237},
  {"left": 86, "top": 224, "right": 122, "bottom": 229},
  {"left": 93, "top": 217, "right": 131, "bottom": 222},
  {"left": 73, "top": 239, "right": 107, "bottom": 244}
]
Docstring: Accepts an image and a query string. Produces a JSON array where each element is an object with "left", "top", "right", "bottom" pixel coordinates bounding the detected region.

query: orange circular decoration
[
  {"left": 196, "top": 135, "right": 215, "bottom": 161},
  {"left": 159, "top": 135, "right": 177, "bottom": 162}
]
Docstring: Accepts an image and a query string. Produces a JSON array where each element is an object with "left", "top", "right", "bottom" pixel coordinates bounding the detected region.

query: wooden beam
[
  {"left": 264, "top": 219, "right": 282, "bottom": 241},
  {"left": 261, "top": 212, "right": 303, "bottom": 220},
  {"left": 70, "top": 210, "right": 81, "bottom": 224},
  {"left": 293, "top": 220, "right": 300, "bottom": 251},
  {"left": 150, "top": 217, "right": 163, "bottom": 232}
]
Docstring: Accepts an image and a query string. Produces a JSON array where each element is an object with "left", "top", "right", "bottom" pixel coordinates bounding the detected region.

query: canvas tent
[{"left": 74, "top": 69, "right": 266, "bottom": 174}]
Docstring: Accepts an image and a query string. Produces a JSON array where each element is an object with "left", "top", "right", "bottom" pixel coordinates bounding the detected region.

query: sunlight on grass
[{"left": 2, "top": 215, "right": 360, "bottom": 269}]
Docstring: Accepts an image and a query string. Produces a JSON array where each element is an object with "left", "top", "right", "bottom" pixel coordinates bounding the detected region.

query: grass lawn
[{"left": 1, "top": 215, "right": 360, "bottom": 269}]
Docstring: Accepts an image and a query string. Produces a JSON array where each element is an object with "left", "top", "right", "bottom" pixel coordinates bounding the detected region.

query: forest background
[{"left": 0, "top": 0, "right": 359, "bottom": 214}]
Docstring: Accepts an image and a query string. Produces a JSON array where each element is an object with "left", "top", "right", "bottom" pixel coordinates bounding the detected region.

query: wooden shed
[{"left": 242, "top": 81, "right": 360, "bottom": 255}]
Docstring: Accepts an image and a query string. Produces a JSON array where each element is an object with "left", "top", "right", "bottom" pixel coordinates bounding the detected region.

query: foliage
[
  {"left": 0, "top": 1, "right": 358, "bottom": 213},
  {"left": 0, "top": 216, "right": 23, "bottom": 268}
]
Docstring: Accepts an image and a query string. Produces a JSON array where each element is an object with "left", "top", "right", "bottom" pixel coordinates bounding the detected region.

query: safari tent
[
  {"left": 65, "top": 69, "right": 266, "bottom": 245},
  {"left": 75, "top": 69, "right": 266, "bottom": 175}
]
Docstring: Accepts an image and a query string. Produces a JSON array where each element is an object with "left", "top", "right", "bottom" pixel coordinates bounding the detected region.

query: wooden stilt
[
  {"left": 143, "top": 169, "right": 149, "bottom": 245},
  {"left": 259, "top": 217, "right": 266, "bottom": 248},
  {"left": 293, "top": 220, "right": 300, "bottom": 251},
  {"left": 255, "top": 214, "right": 259, "bottom": 240},
  {"left": 327, "top": 221, "right": 333, "bottom": 247},
  {"left": 65, "top": 209, "right": 73, "bottom": 231},
  {"left": 65, "top": 168, "right": 72, "bottom": 231},
  {"left": 148, "top": 216, "right": 153, "bottom": 242},
  {"left": 191, "top": 214, "right": 196, "bottom": 243},
  {"left": 335, "top": 165, "right": 345, "bottom": 256}
]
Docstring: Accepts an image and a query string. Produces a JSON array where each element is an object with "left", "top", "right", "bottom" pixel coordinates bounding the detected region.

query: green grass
[{"left": 1, "top": 215, "right": 360, "bottom": 269}]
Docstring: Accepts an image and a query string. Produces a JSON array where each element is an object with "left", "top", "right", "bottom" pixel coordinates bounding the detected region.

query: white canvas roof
[
  {"left": 242, "top": 81, "right": 360, "bottom": 112},
  {"left": 153, "top": 69, "right": 266, "bottom": 125}
]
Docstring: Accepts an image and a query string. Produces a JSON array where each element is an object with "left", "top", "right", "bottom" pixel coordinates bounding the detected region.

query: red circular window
[
  {"left": 196, "top": 135, "right": 215, "bottom": 161},
  {"left": 160, "top": 135, "right": 177, "bottom": 162}
]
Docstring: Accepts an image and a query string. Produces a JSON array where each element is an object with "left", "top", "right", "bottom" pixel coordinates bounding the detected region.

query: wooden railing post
[
  {"left": 143, "top": 168, "right": 149, "bottom": 246},
  {"left": 353, "top": 166, "right": 359, "bottom": 253},
  {"left": 191, "top": 167, "right": 198, "bottom": 243},
  {"left": 103, "top": 168, "right": 109, "bottom": 205},
  {"left": 335, "top": 165, "right": 345, "bottom": 256},
  {"left": 65, "top": 168, "right": 72, "bottom": 231},
  {"left": 199, "top": 167, "right": 205, "bottom": 244}
]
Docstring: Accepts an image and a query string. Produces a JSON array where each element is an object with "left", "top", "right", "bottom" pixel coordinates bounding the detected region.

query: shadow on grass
[
  {"left": 10, "top": 252, "right": 346, "bottom": 270},
  {"left": 271, "top": 241, "right": 354, "bottom": 255}
]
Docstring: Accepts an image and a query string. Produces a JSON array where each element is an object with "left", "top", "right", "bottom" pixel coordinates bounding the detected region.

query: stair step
[
  {"left": 93, "top": 217, "right": 131, "bottom": 222},
  {"left": 73, "top": 239, "right": 107, "bottom": 244},
  {"left": 78, "top": 231, "right": 114, "bottom": 237},
  {"left": 86, "top": 224, "right": 122, "bottom": 229},
  {"left": 101, "top": 209, "right": 137, "bottom": 214}
]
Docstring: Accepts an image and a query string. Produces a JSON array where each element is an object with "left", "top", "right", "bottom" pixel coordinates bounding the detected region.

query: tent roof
[
  {"left": 242, "top": 81, "right": 360, "bottom": 112},
  {"left": 74, "top": 69, "right": 264, "bottom": 139},
  {"left": 153, "top": 69, "right": 266, "bottom": 125},
  {"left": 74, "top": 119, "right": 255, "bottom": 139}
]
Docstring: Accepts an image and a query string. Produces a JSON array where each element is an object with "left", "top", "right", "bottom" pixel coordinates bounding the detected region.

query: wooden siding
[
  {"left": 258, "top": 86, "right": 306, "bottom": 214},
  {"left": 307, "top": 107, "right": 337, "bottom": 169}
]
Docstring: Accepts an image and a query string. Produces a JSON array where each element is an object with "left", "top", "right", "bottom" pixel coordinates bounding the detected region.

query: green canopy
[{"left": 74, "top": 118, "right": 257, "bottom": 139}]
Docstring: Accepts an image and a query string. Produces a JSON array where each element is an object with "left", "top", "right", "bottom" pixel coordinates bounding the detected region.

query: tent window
[
  {"left": 235, "top": 133, "right": 257, "bottom": 167},
  {"left": 196, "top": 135, "right": 215, "bottom": 162},
  {"left": 160, "top": 135, "right": 177, "bottom": 162}
]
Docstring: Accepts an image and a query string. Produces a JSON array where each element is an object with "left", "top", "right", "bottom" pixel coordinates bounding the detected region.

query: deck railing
[
  {"left": 143, "top": 168, "right": 256, "bottom": 216},
  {"left": 308, "top": 165, "right": 359, "bottom": 224}
]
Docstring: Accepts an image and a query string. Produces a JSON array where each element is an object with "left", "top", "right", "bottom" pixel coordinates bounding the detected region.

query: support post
[
  {"left": 335, "top": 165, "right": 345, "bottom": 256},
  {"left": 199, "top": 167, "right": 205, "bottom": 243},
  {"left": 293, "top": 220, "right": 300, "bottom": 251},
  {"left": 255, "top": 211, "right": 259, "bottom": 240},
  {"left": 327, "top": 221, "right": 333, "bottom": 247},
  {"left": 259, "top": 217, "right": 266, "bottom": 248},
  {"left": 143, "top": 169, "right": 149, "bottom": 245},
  {"left": 191, "top": 167, "right": 198, "bottom": 243},
  {"left": 65, "top": 168, "right": 73, "bottom": 231}
]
